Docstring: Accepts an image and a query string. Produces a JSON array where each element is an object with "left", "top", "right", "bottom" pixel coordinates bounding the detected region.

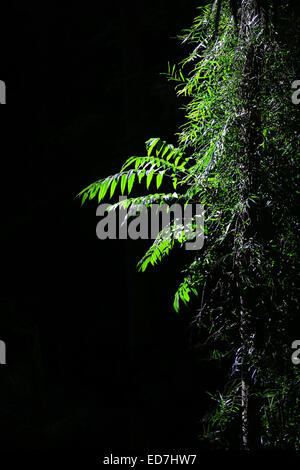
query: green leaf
[
  {"left": 173, "top": 292, "right": 180, "bottom": 312},
  {"left": 161, "top": 143, "right": 171, "bottom": 159},
  {"left": 110, "top": 178, "right": 118, "bottom": 198},
  {"left": 98, "top": 179, "right": 110, "bottom": 202},
  {"left": 146, "top": 137, "right": 160, "bottom": 156},
  {"left": 156, "top": 172, "right": 163, "bottom": 189},
  {"left": 121, "top": 174, "right": 127, "bottom": 194},
  {"left": 128, "top": 173, "right": 135, "bottom": 194},
  {"left": 81, "top": 192, "right": 88, "bottom": 206},
  {"left": 166, "top": 149, "right": 176, "bottom": 161},
  {"left": 89, "top": 185, "right": 99, "bottom": 200},
  {"left": 146, "top": 171, "right": 154, "bottom": 189},
  {"left": 175, "top": 156, "right": 181, "bottom": 167},
  {"left": 138, "top": 170, "right": 145, "bottom": 184},
  {"left": 135, "top": 158, "right": 141, "bottom": 170}
]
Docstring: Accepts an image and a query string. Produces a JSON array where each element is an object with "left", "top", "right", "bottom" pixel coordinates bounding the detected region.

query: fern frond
[
  {"left": 78, "top": 138, "right": 194, "bottom": 205},
  {"left": 137, "top": 230, "right": 175, "bottom": 273},
  {"left": 173, "top": 276, "right": 199, "bottom": 312},
  {"left": 137, "top": 219, "right": 194, "bottom": 273},
  {"left": 106, "top": 192, "right": 182, "bottom": 212}
]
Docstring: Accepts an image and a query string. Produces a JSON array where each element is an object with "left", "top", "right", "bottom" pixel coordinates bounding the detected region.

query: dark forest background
[{"left": 0, "top": 1, "right": 230, "bottom": 451}]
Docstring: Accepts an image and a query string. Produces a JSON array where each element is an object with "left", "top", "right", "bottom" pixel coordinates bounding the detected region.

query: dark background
[{"left": 0, "top": 1, "right": 224, "bottom": 451}]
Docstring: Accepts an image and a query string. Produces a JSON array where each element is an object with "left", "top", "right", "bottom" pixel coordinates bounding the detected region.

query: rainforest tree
[{"left": 79, "top": 0, "right": 300, "bottom": 450}]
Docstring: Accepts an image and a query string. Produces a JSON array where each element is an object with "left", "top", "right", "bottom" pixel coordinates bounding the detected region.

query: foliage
[{"left": 79, "top": 0, "right": 300, "bottom": 449}]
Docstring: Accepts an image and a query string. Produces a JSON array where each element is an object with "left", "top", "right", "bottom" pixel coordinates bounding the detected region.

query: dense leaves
[{"left": 80, "top": 0, "right": 300, "bottom": 449}]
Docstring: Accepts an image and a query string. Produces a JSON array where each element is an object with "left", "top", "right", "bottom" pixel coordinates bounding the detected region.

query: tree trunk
[{"left": 237, "top": 0, "right": 266, "bottom": 449}]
